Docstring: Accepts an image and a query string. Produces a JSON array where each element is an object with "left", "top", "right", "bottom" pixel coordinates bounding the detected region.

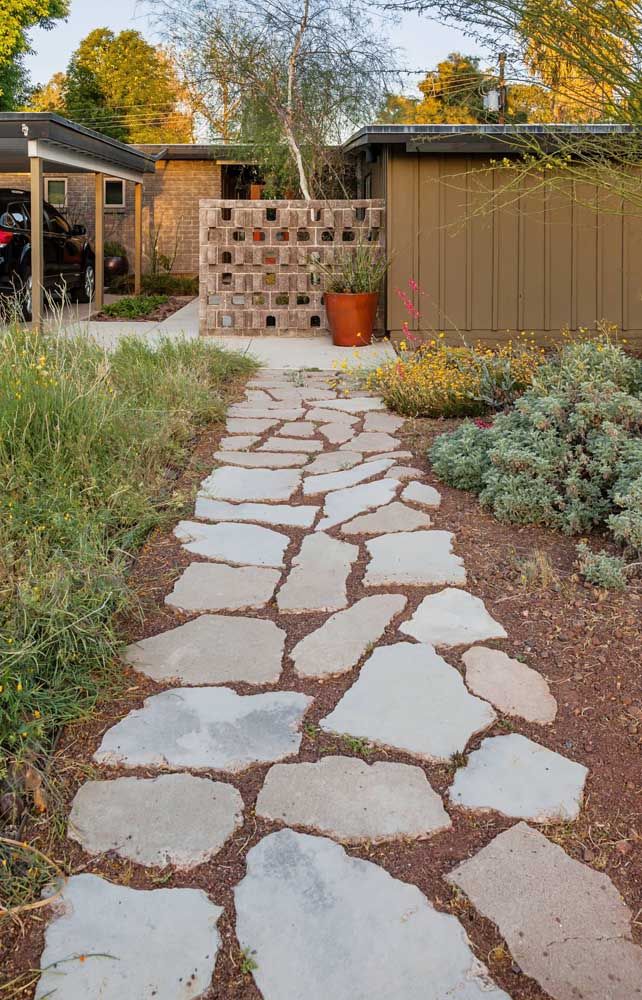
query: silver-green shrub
[{"left": 576, "top": 541, "right": 629, "bottom": 590}]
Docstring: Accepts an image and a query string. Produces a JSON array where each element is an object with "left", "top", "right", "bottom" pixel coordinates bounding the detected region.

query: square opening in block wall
[
  {"left": 222, "top": 207, "right": 232, "bottom": 221},
  {"left": 297, "top": 229, "right": 310, "bottom": 241},
  {"left": 222, "top": 273, "right": 232, "bottom": 285},
  {"left": 275, "top": 293, "right": 289, "bottom": 305},
  {"left": 355, "top": 206, "right": 366, "bottom": 221},
  {"left": 208, "top": 294, "right": 221, "bottom": 305},
  {"left": 275, "top": 230, "right": 289, "bottom": 242},
  {"left": 265, "top": 273, "right": 276, "bottom": 286},
  {"left": 232, "top": 230, "right": 245, "bottom": 241},
  {"left": 310, "top": 315, "right": 321, "bottom": 327},
  {"left": 367, "top": 228, "right": 380, "bottom": 242},
  {"left": 264, "top": 253, "right": 277, "bottom": 265},
  {"left": 296, "top": 294, "right": 310, "bottom": 305},
  {"left": 232, "top": 294, "right": 245, "bottom": 305},
  {"left": 311, "top": 208, "right": 322, "bottom": 222},
  {"left": 221, "top": 315, "right": 234, "bottom": 327},
  {"left": 266, "top": 315, "right": 276, "bottom": 327},
  {"left": 252, "top": 293, "right": 266, "bottom": 305},
  {"left": 266, "top": 207, "right": 277, "bottom": 221},
  {"left": 222, "top": 251, "right": 232, "bottom": 263},
  {"left": 321, "top": 230, "right": 334, "bottom": 242},
  {"left": 342, "top": 230, "right": 355, "bottom": 242},
  {"left": 253, "top": 229, "right": 266, "bottom": 242}
]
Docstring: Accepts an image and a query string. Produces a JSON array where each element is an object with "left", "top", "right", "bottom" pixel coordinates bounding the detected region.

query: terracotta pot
[{"left": 324, "top": 291, "right": 378, "bottom": 347}]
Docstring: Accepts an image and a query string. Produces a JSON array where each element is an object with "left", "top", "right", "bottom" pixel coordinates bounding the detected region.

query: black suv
[{"left": 0, "top": 188, "right": 95, "bottom": 320}]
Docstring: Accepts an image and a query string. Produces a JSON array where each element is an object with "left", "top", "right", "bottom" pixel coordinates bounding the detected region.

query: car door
[{"left": 42, "top": 204, "right": 64, "bottom": 287}]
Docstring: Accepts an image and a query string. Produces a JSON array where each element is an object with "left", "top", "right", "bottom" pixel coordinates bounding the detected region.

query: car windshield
[{"left": 0, "top": 202, "right": 28, "bottom": 229}]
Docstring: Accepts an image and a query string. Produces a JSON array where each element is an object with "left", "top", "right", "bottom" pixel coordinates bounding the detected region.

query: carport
[{"left": 0, "top": 113, "right": 156, "bottom": 326}]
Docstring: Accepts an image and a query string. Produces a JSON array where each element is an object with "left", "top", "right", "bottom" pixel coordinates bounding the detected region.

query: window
[
  {"left": 1, "top": 202, "right": 28, "bottom": 229},
  {"left": 104, "top": 178, "right": 125, "bottom": 208},
  {"left": 45, "top": 178, "right": 67, "bottom": 208}
]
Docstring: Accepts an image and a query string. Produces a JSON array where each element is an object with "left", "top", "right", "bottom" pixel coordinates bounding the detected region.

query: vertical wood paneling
[
  {"left": 418, "top": 156, "right": 441, "bottom": 330},
  {"left": 494, "top": 170, "right": 520, "bottom": 331},
  {"left": 520, "top": 173, "right": 547, "bottom": 331},
  {"left": 547, "top": 179, "right": 574, "bottom": 331},
  {"left": 597, "top": 190, "right": 623, "bottom": 329},
  {"left": 387, "top": 152, "right": 419, "bottom": 332},
  {"left": 624, "top": 204, "right": 642, "bottom": 330},
  {"left": 469, "top": 163, "right": 494, "bottom": 332},
  {"left": 440, "top": 156, "right": 468, "bottom": 333},
  {"left": 573, "top": 182, "right": 598, "bottom": 330}
]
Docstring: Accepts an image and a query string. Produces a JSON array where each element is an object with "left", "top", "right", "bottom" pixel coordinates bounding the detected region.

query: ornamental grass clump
[{"left": 430, "top": 336, "right": 642, "bottom": 571}]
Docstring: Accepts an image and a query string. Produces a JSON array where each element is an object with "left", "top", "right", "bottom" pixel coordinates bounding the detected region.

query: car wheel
[{"left": 74, "top": 262, "right": 95, "bottom": 304}]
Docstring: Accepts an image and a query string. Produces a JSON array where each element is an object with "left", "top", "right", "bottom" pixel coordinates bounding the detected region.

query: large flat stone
[
  {"left": 124, "top": 614, "right": 285, "bottom": 685},
  {"left": 278, "top": 420, "right": 317, "bottom": 437},
  {"left": 384, "top": 465, "right": 424, "bottom": 481},
  {"left": 316, "top": 479, "right": 400, "bottom": 531},
  {"left": 35, "top": 874, "right": 221, "bottom": 1000},
  {"left": 320, "top": 643, "right": 496, "bottom": 761},
  {"left": 400, "top": 588, "right": 507, "bottom": 647},
  {"left": 341, "top": 500, "right": 431, "bottom": 535},
  {"left": 303, "top": 459, "right": 394, "bottom": 496},
  {"left": 364, "top": 531, "right": 466, "bottom": 587},
  {"left": 245, "top": 389, "right": 275, "bottom": 404},
  {"left": 313, "top": 396, "right": 386, "bottom": 413},
  {"left": 277, "top": 532, "right": 358, "bottom": 613},
  {"left": 260, "top": 436, "right": 323, "bottom": 452},
  {"left": 448, "top": 822, "right": 642, "bottom": 1000},
  {"left": 213, "top": 450, "right": 307, "bottom": 468},
  {"left": 194, "top": 497, "right": 318, "bottom": 528},
  {"left": 450, "top": 734, "right": 588, "bottom": 822},
  {"left": 291, "top": 595, "right": 407, "bottom": 678},
  {"left": 256, "top": 757, "right": 450, "bottom": 841},
  {"left": 318, "top": 422, "right": 355, "bottom": 444},
  {"left": 69, "top": 774, "right": 243, "bottom": 868},
  {"left": 228, "top": 405, "right": 305, "bottom": 419},
  {"left": 220, "top": 434, "right": 259, "bottom": 450},
  {"left": 235, "top": 829, "right": 508, "bottom": 1000},
  {"left": 165, "top": 562, "right": 279, "bottom": 612},
  {"left": 94, "top": 687, "right": 312, "bottom": 772},
  {"left": 174, "top": 520, "right": 289, "bottom": 568},
  {"left": 226, "top": 417, "right": 280, "bottom": 434},
  {"left": 402, "top": 481, "right": 442, "bottom": 507},
  {"left": 305, "top": 450, "right": 363, "bottom": 474},
  {"left": 462, "top": 646, "right": 557, "bottom": 723},
  {"left": 200, "top": 466, "right": 301, "bottom": 501},
  {"left": 307, "top": 406, "right": 359, "bottom": 425},
  {"left": 363, "top": 411, "right": 405, "bottom": 432},
  {"left": 341, "top": 432, "right": 400, "bottom": 453}
]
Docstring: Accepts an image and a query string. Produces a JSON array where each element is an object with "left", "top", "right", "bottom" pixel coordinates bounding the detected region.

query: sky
[{"left": 25, "top": 0, "right": 487, "bottom": 95}]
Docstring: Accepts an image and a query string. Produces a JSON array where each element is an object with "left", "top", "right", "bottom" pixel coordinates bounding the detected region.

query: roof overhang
[{"left": 0, "top": 113, "right": 156, "bottom": 180}]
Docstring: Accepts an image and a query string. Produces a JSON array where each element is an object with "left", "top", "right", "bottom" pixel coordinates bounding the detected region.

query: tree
[
  {"left": 29, "top": 28, "right": 194, "bottom": 142},
  {"left": 0, "top": 0, "right": 69, "bottom": 109},
  {"left": 145, "top": 0, "right": 395, "bottom": 199},
  {"left": 380, "top": 53, "right": 488, "bottom": 123}
]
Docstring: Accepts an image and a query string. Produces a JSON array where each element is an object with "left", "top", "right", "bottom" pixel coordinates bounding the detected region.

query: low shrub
[
  {"left": 429, "top": 337, "right": 642, "bottom": 565},
  {"left": 366, "top": 336, "right": 543, "bottom": 417},
  {"left": 102, "top": 294, "right": 168, "bottom": 319},
  {"left": 576, "top": 542, "right": 628, "bottom": 590},
  {"left": 106, "top": 274, "right": 199, "bottom": 296},
  {"left": 0, "top": 325, "right": 256, "bottom": 765}
]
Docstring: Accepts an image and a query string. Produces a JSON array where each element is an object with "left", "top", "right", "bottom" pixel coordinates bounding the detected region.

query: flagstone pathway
[{"left": 37, "top": 370, "right": 642, "bottom": 1000}]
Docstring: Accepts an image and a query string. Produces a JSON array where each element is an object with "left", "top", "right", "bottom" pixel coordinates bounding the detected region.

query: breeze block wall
[{"left": 199, "top": 199, "right": 385, "bottom": 336}]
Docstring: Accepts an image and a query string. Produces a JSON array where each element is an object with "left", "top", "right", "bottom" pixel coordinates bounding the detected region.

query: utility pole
[{"left": 498, "top": 51, "right": 507, "bottom": 125}]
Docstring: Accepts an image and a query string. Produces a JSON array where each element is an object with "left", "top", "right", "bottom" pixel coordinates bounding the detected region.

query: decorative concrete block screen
[{"left": 199, "top": 199, "right": 385, "bottom": 336}]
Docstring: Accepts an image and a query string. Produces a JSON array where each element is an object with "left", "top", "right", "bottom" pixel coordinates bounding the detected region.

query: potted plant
[
  {"left": 314, "top": 243, "right": 390, "bottom": 347},
  {"left": 104, "top": 240, "right": 129, "bottom": 286}
]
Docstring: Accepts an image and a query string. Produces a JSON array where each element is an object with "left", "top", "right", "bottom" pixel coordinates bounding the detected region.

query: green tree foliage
[
  {"left": 0, "top": 0, "right": 68, "bottom": 109},
  {"left": 379, "top": 53, "right": 488, "bottom": 124},
  {"left": 29, "top": 28, "right": 193, "bottom": 142}
]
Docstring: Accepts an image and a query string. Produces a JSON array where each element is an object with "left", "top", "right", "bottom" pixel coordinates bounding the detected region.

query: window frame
[
  {"left": 45, "top": 177, "right": 68, "bottom": 210},
  {"left": 104, "top": 177, "right": 126, "bottom": 209}
]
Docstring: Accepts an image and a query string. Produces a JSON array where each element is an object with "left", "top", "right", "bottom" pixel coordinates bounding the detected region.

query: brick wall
[
  {"left": 2, "top": 159, "right": 222, "bottom": 276},
  {"left": 199, "top": 199, "right": 386, "bottom": 337}
]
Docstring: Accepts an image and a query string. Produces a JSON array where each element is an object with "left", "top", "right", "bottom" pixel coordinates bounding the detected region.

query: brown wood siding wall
[{"left": 386, "top": 150, "right": 642, "bottom": 345}]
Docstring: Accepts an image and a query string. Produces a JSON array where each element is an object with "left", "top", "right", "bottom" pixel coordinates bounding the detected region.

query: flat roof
[
  {"left": 0, "top": 113, "right": 157, "bottom": 178},
  {"left": 342, "top": 122, "right": 635, "bottom": 154},
  {"left": 136, "top": 142, "right": 256, "bottom": 162}
]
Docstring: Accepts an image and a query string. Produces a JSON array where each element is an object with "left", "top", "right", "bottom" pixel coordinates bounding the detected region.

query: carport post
[
  {"left": 94, "top": 172, "right": 104, "bottom": 311},
  {"left": 134, "top": 182, "right": 143, "bottom": 295},
  {"left": 29, "top": 153, "right": 44, "bottom": 329}
]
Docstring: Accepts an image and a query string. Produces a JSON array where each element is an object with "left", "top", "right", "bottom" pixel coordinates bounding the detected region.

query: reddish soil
[
  {"left": 92, "top": 295, "right": 194, "bottom": 322},
  {"left": 2, "top": 397, "right": 641, "bottom": 999}
]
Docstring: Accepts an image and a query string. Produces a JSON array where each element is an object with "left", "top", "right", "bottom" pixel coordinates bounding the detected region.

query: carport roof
[{"left": 0, "top": 113, "right": 157, "bottom": 181}]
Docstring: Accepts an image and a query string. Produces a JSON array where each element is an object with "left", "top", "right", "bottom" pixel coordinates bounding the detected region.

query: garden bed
[{"left": 92, "top": 294, "right": 194, "bottom": 322}]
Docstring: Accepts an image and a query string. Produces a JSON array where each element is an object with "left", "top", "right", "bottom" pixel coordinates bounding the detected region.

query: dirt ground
[
  {"left": 92, "top": 295, "right": 193, "bottom": 322},
  {"left": 2, "top": 402, "right": 641, "bottom": 1000}
]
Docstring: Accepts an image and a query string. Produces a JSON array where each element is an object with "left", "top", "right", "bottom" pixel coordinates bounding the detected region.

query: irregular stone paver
[
  {"left": 35, "top": 874, "right": 222, "bottom": 1000},
  {"left": 320, "top": 643, "right": 496, "bottom": 761},
  {"left": 69, "top": 774, "right": 243, "bottom": 868},
  {"left": 448, "top": 822, "right": 642, "bottom": 1000},
  {"left": 317, "top": 479, "right": 400, "bottom": 531},
  {"left": 95, "top": 687, "right": 312, "bottom": 772},
  {"left": 462, "top": 646, "right": 557, "bottom": 723},
  {"left": 225, "top": 417, "right": 280, "bottom": 435},
  {"left": 279, "top": 420, "right": 316, "bottom": 437},
  {"left": 318, "top": 422, "right": 354, "bottom": 444},
  {"left": 256, "top": 757, "right": 450, "bottom": 841},
  {"left": 245, "top": 389, "right": 275, "bottom": 404},
  {"left": 220, "top": 434, "right": 259, "bottom": 450},
  {"left": 235, "top": 829, "right": 509, "bottom": 1000},
  {"left": 303, "top": 458, "right": 394, "bottom": 496},
  {"left": 228, "top": 405, "right": 305, "bottom": 419},
  {"left": 363, "top": 411, "right": 405, "bottom": 432},
  {"left": 165, "top": 562, "right": 279, "bottom": 612},
  {"left": 212, "top": 450, "right": 307, "bottom": 468},
  {"left": 400, "top": 588, "right": 507, "bottom": 647},
  {"left": 364, "top": 531, "right": 466, "bottom": 587},
  {"left": 371, "top": 449, "right": 414, "bottom": 461},
  {"left": 291, "top": 595, "right": 407, "bottom": 678},
  {"left": 450, "top": 734, "right": 588, "bottom": 822},
  {"left": 307, "top": 406, "right": 359, "bottom": 425},
  {"left": 277, "top": 532, "right": 358, "bottom": 613},
  {"left": 313, "top": 396, "right": 386, "bottom": 413},
  {"left": 200, "top": 466, "right": 301, "bottom": 502},
  {"left": 341, "top": 432, "right": 400, "bottom": 453},
  {"left": 259, "top": 436, "right": 322, "bottom": 452},
  {"left": 384, "top": 465, "right": 424, "bottom": 481},
  {"left": 194, "top": 497, "right": 318, "bottom": 528},
  {"left": 341, "top": 500, "right": 431, "bottom": 535},
  {"left": 305, "top": 450, "right": 363, "bottom": 474},
  {"left": 124, "top": 614, "right": 285, "bottom": 685},
  {"left": 174, "top": 520, "right": 289, "bottom": 568},
  {"left": 403, "top": 481, "right": 442, "bottom": 507}
]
